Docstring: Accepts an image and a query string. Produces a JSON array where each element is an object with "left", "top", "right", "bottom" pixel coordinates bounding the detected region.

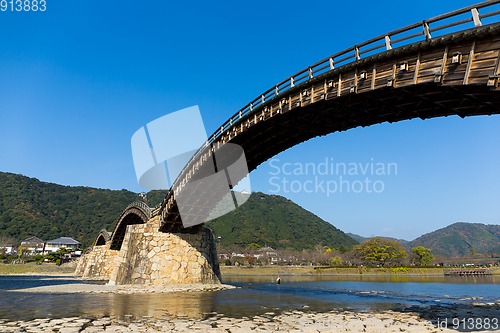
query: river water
[{"left": 0, "top": 275, "right": 499, "bottom": 321}]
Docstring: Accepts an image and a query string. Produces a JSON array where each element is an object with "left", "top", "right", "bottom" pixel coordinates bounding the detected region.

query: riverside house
[
  {"left": 20, "top": 236, "right": 45, "bottom": 254},
  {"left": 44, "top": 237, "right": 81, "bottom": 253}
]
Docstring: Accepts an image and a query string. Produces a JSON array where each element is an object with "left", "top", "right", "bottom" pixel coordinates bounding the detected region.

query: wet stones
[{"left": 0, "top": 309, "right": 436, "bottom": 332}]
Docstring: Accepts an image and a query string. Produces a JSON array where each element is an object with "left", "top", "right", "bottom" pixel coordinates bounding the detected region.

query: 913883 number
[
  {"left": 452, "top": 318, "right": 499, "bottom": 330},
  {"left": 1, "top": 0, "right": 46, "bottom": 11}
]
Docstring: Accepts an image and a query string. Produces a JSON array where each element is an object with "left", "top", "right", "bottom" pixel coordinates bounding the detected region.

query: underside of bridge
[
  {"left": 95, "top": 235, "right": 106, "bottom": 246},
  {"left": 159, "top": 85, "right": 500, "bottom": 229},
  {"left": 159, "top": 24, "right": 500, "bottom": 230},
  {"left": 94, "top": 229, "right": 110, "bottom": 247},
  {"left": 109, "top": 208, "right": 149, "bottom": 250},
  {"left": 234, "top": 83, "right": 500, "bottom": 174},
  {"left": 229, "top": 25, "right": 500, "bottom": 174}
]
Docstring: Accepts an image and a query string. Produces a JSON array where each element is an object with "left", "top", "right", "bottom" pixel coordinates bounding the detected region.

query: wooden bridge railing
[
  {"left": 122, "top": 201, "right": 152, "bottom": 220},
  {"left": 157, "top": 0, "right": 500, "bottom": 222}
]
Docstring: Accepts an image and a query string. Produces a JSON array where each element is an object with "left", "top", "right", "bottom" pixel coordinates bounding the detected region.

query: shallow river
[{"left": 0, "top": 275, "right": 499, "bottom": 321}]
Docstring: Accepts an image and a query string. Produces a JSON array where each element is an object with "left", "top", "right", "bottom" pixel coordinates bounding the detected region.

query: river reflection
[
  {"left": 0, "top": 274, "right": 498, "bottom": 321},
  {"left": 88, "top": 292, "right": 217, "bottom": 319}
]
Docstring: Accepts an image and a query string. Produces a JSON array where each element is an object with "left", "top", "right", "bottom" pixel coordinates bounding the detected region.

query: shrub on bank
[
  {"left": 390, "top": 267, "right": 411, "bottom": 274},
  {"left": 314, "top": 265, "right": 354, "bottom": 270},
  {"left": 314, "top": 265, "right": 440, "bottom": 270}
]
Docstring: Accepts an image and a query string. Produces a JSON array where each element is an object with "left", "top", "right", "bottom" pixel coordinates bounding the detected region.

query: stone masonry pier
[{"left": 75, "top": 209, "right": 221, "bottom": 285}]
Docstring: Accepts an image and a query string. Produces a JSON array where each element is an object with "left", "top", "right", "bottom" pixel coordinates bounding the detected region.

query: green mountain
[
  {"left": 0, "top": 172, "right": 357, "bottom": 251},
  {"left": 407, "top": 222, "right": 500, "bottom": 257},
  {"left": 143, "top": 190, "right": 168, "bottom": 208},
  {"left": 205, "top": 192, "right": 358, "bottom": 250},
  {"left": 4, "top": 171, "right": 498, "bottom": 255},
  {"left": 346, "top": 233, "right": 409, "bottom": 245},
  {"left": 346, "top": 233, "right": 366, "bottom": 243},
  {"left": 0, "top": 172, "right": 139, "bottom": 247},
  {"left": 134, "top": 190, "right": 358, "bottom": 250}
]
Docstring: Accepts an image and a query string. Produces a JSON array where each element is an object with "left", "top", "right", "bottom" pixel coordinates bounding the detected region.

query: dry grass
[
  {"left": 0, "top": 263, "right": 75, "bottom": 275},
  {"left": 220, "top": 266, "right": 452, "bottom": 276},
  {"left": 220, "top": 266, "right": 316, "bottom": 275},
  {"left": 490, "top": 268, "right": 500, "bottom": 275}
]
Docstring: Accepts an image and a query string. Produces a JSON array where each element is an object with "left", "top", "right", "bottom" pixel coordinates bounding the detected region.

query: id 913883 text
[{"left": 1, "top": 0, "right": 46, "bottom": 11}]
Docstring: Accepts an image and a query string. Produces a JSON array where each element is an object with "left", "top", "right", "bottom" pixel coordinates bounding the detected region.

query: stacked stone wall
[
  {"left": 75, "top": 245, "right": 118, "bottom": 279},
  {"left": 108, "top": 217, "right": 221, "bottom": 285},
  {"left": 76, "top": 215, "right": 221, "bottom": 285}
]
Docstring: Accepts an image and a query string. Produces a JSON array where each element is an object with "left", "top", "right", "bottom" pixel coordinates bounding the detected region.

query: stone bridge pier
[{"left": 75, "top": 203, "right": 221, "bottom": 285}]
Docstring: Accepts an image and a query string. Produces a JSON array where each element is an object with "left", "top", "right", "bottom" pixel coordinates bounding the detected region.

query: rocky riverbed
[
  {"left": 2, "top": 304, "right": 499, "bottom": 333},
  {"left": 0, "top": 310, "right": 454, "bottom": 333}
]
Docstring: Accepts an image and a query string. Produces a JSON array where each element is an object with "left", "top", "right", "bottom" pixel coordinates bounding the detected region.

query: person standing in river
[{"left": 276, "top": 275, "right": 281, "bottom": 284}]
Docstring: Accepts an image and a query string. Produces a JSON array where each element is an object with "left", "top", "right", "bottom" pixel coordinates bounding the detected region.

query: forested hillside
[
  {"left": 205, "top": 192, "right": 358, "bottom": 250},
  {"left": 408, "top": 222, "right": 500, "bottom": 257},
  {"left": 0, "top": 172, "right": 357, "bottom": 251},
  {"left": 0, "top": 172, "right": 139, "bottom": 247},
  {"left": 346, "top": 233, "right": 409, "bottom": 246},
  {"left": 3, "top": 171, "right": 498, "bottom": 256},
  {"left": 144, "top": 190, "right": 168, "bottom": 207}
]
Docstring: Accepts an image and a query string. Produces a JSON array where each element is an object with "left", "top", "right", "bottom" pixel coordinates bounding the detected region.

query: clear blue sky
[{"left": 1, "top": 0, "right": 499, "bottom": 240}]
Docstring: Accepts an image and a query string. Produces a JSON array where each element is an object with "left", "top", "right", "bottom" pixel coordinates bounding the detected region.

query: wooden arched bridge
[{"left": 103, "top": 0, "right": 500, "bottom": 251}]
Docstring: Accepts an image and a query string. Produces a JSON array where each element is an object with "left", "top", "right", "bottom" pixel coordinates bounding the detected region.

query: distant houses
[
  {"left": 1, "top": 245, "right": 15, "bottom": 254},
  {"left": 20, "top": 236, "right": 45, "bottom": 254},
  {"left": 257, "top": 247, "right": 279, "bottom": 264},
  {"left": 45, "top": 237, "right": 81, "bottom": 253},
  {"left": 19, "top": 236, "right": 81, "bottom": 255},
  {"left": 220, "top": 246, "right": 282, "bottom": 265}
]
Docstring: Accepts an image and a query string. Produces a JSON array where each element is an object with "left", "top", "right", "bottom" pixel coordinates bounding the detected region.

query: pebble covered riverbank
[
  {"left": 0, "top": 310, "right": 469, "bottom": 333},
  {"left": 1, "top": 303, "right": 499, "bottom": 332},
  {"left": 9, "top": 282, "right": 236, "bottom": 294}
]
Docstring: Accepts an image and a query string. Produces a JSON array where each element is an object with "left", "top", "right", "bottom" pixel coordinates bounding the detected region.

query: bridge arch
[
  {"left": 109, "top": 201, "right": 152, "bottom": 250},
  {"left": 158, "top": 2, "right": 500, "bottom": 230},
  {"left": 95, "top": 229, "right": 110, "bottom": 246}
]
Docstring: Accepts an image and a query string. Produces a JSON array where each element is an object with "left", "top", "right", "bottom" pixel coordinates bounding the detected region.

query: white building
[
  {"left": 20, "top": 236, "right": 45, "bottom": 254},
  {"left": 44, "top": 237, "right": 81, "bottom": 253},
  {"left": 1, "top": 245, "right": 15, "bottom": 254}
]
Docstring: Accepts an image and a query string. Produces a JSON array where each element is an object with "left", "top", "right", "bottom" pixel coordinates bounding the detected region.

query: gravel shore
[
  {"left": 10, "top": 282, "right": 236, "bottom": 294},
  {"left": 1, "top": 297, "right": 499, "bottom": 332},
  {"left": 0, "top": 310, "right": 467, "bottom": 333},
  {"left": 4, "top": 278, "right": 499, "bottom": 332}
]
